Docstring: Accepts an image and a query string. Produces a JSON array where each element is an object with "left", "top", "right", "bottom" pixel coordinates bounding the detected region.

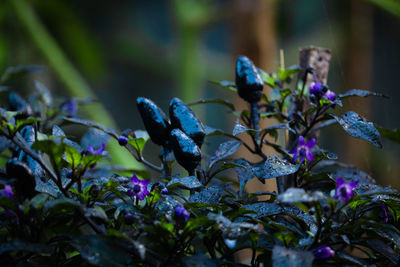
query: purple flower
[
  {"left": 0, "top": 185, "right": 14, "bottom": 200},
  {"left": 313, "top": 246, "right": 335, "bottom": 260},
  {"left": 86, "top": 142, "right": 105, "bottom": 155},
  {"left": 60, "top": 99, "right": 77, "bottom": 117},
  {"left": 174, "top": 205, "right": 190, "bottom": 223},
  {"left": 323, "top": 90, "right": 336, "bottom": 101},
  {"left": 127, "top": 174, "right": 149, "bottom": 200},
  {"left": 2, "top": 210, "right": 18, "bottom": 223},
  {"left": 118, "top": 135, "right": 128, "bottom": 146},
  {"left": 309, "top": 82, "right": 323, "bottom": 96},
  {"left": 334, "top": 178, "right": 359, "bottom": 202},
  {"left": 289, "top": 136, "right": 316, "bottom": 163}
]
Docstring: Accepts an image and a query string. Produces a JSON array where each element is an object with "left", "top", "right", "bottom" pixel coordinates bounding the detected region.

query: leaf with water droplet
[
  {"left": 253, "top": 155, "right": 299, "bottom": 183},
  {"left": 190, "top": 185, "right": 225, "bottom": 204},
  {"left": 333, "top": 111, "right": 382, "bottom": 148},
  {"left": 339, "top": 89, "right": 388, "bottom": 99},
  {"left": 167, "top": 176, "right": 202, "bottom": 189},
  {"left": 209, "top": 140, "right": 242, "bottom": 168}
]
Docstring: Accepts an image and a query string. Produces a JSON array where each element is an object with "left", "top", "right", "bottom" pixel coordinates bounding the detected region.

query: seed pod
[
  {"left": 235, "top": 56, "right": 264, "bottom": 103},
  {"left": 137, "top": 97, "right": 171, "bottom": 146},
  {"left": 169, "top": 98, "right": 205, "bottom": 148},
  {"left": 169, "top": 129, "right": 201, "bottom": 173},
  {"left": 6, "top": 158, "right": 36, "bottom": 199}
]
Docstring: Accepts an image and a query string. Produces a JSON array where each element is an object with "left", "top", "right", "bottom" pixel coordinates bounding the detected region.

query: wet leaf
[
  {"left": 272, "top": 246, "right": 313, "bottom": 267},
  {"left": 253, "top": 155, "right": 299, "bottom": 182},
  {"left": 209, "top": 140, "right": 242, "bottom": 167},
  {"left": 279, "top": 65, "right": 300, "bottom": 81},
  {"left": 339, "top": 89, "right": 388, "bottom": 99},
  {"left": 277, "top": 188, "right": 325, "bottom": 203},
  {"left": 63, "top": 117, "right": 119, "bottom": 139},
  {"left": 234, "top": 158, "right": 254, "bottom": 195},
  {"left": 190, "top": 185, "right": 225, "bottom": 204},
  {"left": 242, "top": 202, "right": 283, "bottom": 218},
  {"left": 128, "top": 130, "right": 150, "bottom": 153},
  {"left": 1, "top": 65, "right": 44, "bottom": 84},
  {"left": 167, "top": 176, "right": 202, "bottom": 189},
  {"left": 333, "top": 111, "right": 382, "bottom": 148}
]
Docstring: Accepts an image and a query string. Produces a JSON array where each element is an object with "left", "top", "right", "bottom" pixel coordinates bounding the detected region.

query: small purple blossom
[
  {"left": 174, "top": 205, "right": 190, "bottom": 223},
  {"left": 0, "top": 185, "right": 14, "bottom": 200},
  {"left": 2, "top": 210, "right": 18, "bottom": 223},
  {"left": 334, "top": 178, "right": 359, "bottom": 202},
  {"left": 289, "top": 136, "right": 315, "bottom": 163},
  {"left": 127, "top": 174, "right": 149, "bottom": 200},
  {"left": 118, "top": 135, "right": 128, "bottom": 146},
  {"left": 313, "top": 246, "right": 335, "bottom": 260},
  {"left": 323, "top": 90, "right": 336, "bottom": 101},
  {"left": 86, "top": 142, "right": 105, "bottom": 155},
  {"left": 309, "top": 82, "right": 323, "bottom": 96}
]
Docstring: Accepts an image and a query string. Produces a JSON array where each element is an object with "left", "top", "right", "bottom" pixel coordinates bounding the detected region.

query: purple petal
[
  {"left": 336, "top": 178, "right": 345, "bottom": 187},
  {"left": 86, "top": 145, "right": 96, "bottom": 154},
  {"left": 306, "top": 138, "right": 316, "bottom": 149},
  {"left": 298, "top": 155, "right": 305, "bottom": 164},
  {"left": 298, "top": 136, "right": 305, "bottom": 146},
  {"left": 142, "top": 188, "right": 150, "bottom": 196},
  {"left": 141, "top": 180, "right": 149, "bottom": 187},
  {"left": 289, "top": 147, "right": 298, "bottom": 155},
  {"left": 306, "top": 150, "right": 314, "bottom": 162},
  {"left": 137, "top": 193, "right": 144, "bottom": 200},
  {"left": 292, "top": 154, "right": 299, "bottom": 162},
  {"left": 131, "top": 174, "right": 139, "bottom": 183}
]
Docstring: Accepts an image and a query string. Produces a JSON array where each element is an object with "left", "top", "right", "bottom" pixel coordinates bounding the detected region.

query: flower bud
[
  {"left": 117, "top": 135, "right": 128, "bottom": 146},
  {"left": 235, "top": 56, "right": 263, "bottom": 103},
  {"left": 137, "top": 97, "right": 171, "bottom": 146},
  {"left": 169, "top": 97, "right": 205, "bottom": 148},
  {"left": 169, "top": 129, "right": 201, "bottom": 173},
  {"left": 174, "top": 205, "right": 190, "bottom": 223}
]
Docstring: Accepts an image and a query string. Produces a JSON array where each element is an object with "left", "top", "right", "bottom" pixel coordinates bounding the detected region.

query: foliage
[{"left": 0, "top": 53, "right": 399, "bottom": 267}]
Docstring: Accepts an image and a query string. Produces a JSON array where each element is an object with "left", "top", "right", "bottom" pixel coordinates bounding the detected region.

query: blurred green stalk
[{"left": 10, "top": 0, "right": 142, "bottom": 170}]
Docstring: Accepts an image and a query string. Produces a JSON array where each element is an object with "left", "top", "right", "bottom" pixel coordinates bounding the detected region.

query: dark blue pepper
[
  {"left": 137, "top": 97, "right": 171, "bottom": 146},
  {"left": 169, "top": 97, "right": 205, "bottom": 148},
  {"left": 169, "top": 128, "right": 201, "bottom": 172},
  {"left": 235, "top": 56, "right": 264, "bottom": 103}
]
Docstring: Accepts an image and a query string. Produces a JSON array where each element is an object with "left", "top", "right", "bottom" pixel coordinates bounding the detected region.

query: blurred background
[{"left": 1, "top": 0, "right": 399, "bottom": 188}]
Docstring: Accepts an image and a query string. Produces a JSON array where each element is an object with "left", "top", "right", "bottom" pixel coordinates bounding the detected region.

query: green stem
[{"left": 10, "top": 0, "right": 142, "bottom": 169}]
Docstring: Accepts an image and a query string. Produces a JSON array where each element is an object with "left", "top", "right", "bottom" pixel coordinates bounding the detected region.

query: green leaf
[
  {"left": 258, "top": 68, "right": 276, "bottom": 87},
  {"left": 188, "top": 98, "right": 235, "bottom": 111},
  {"left": 376, "top": 125, "right": 400, "bottom": 145},
  {"left": 210, "top": 80, "right": 237, "bottom": 92},
  {"left": 279, "top": 65, "right": 300, "bottom": 81},
  {"left": 333, "top": 111, "right": 382, "bottom": 148},
  {"left": 128, "top": 130, "right": 149, "bottom": 153}
]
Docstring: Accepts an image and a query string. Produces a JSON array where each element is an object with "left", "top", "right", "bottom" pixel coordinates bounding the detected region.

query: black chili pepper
[
  {"left": 169, "top": 97, "right": 205, "bottom": 148},
  {"left": 235, "top": 56, "right": 264, "bottom": 103},
  {"left": 137, "top": 97, "right": 171, "bottom": 146},
  {"left": 169, "top": 128, "right": 201, "bottom": 173}
]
